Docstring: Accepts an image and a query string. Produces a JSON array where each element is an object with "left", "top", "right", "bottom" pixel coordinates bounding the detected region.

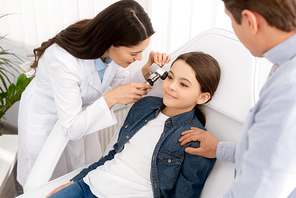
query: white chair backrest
[{"left": 145, "top": 28, "right": 272, "bottom": 197}]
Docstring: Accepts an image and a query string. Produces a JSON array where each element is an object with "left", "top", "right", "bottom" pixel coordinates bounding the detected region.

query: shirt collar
[
  {"left": 94, "top": 57, "right": 112, "bottom": 71},
  {"left": 263, "top": 33, "right": 296, "bottom": 65}
]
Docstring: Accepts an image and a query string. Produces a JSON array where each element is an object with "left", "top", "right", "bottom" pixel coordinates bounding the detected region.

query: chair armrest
[
  {"left": 23, "top": 121, "right": 68, "bottom": 192},
  {"left": 17, "top": 164, "right": 88, "bottom": 198}
]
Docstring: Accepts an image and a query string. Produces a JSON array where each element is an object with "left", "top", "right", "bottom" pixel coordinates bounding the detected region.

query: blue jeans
[{"left": 49, "top": 179, "right": 98, "bottom": 198}]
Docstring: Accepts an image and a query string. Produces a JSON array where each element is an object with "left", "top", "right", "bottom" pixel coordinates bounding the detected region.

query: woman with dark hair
[
  {"left": 17, "top": 0, "right": 170, "bottom": 187},
  {"left": 47, "top": 51, "right": 221, "bottom": 198}
]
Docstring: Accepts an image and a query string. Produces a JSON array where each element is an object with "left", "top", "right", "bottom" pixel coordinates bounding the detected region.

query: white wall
[
  {"left": 0, "top": 0, "right": 233, "bottom": 128},
  {"left": 0, "top": 0, "right": 233, "bottom": 69}
]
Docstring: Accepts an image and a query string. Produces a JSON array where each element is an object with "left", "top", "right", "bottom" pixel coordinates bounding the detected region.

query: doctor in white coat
[{"left": 17, "top": 0, "right": 171, "bottom": 187}]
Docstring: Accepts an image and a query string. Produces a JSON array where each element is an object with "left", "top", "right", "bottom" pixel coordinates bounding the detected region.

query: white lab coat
[{"left": 17, "top": 43, "right": 146, "bottom": 187}]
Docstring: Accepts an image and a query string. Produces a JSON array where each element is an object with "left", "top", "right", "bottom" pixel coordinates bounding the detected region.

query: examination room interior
[{"left": 0, "top": 0, "right": 273, "bottom": 198}]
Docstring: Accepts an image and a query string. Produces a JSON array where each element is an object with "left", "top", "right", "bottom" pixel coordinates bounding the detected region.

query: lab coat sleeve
[
  {"left": 48, "top": 60, "right": 117, "bottom": 141},
  {"left": 110, "top": 65, "right": 146, "bottom": 88}
]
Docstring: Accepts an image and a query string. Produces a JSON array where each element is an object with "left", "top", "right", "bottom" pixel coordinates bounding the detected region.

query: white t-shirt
[{"left": 84, "top": 112, "right": 169, "bottom": 198}]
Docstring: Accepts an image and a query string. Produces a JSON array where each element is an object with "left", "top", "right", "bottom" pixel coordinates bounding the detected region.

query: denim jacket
[{"left": 72, "top": 96, "right": 216, "bottom": 198}]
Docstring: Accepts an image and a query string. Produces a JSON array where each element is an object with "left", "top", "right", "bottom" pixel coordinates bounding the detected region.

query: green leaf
[
  {"left": 7, "top": 83, "right": 16, "bottom": 99},
  {"left": 6, "top": 99, "right": 11, "bottom": 106},
  {"left": 16, "top": 73, "right": 28, "bottom": 89}
]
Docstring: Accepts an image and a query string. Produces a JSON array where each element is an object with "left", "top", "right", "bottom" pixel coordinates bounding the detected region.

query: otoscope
[{"left": 139, "top": 63, "right": 168, "bottom": 90}]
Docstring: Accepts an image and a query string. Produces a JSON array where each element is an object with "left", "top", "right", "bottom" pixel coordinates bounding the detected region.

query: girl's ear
[{"left": 197, "top": 92, "right": 211, "bottom": 105}]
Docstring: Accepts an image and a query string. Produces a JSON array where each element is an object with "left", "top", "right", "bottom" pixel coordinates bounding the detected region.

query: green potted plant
[{"left": 0, "top": 14, "right": 34, "bottom": 136}]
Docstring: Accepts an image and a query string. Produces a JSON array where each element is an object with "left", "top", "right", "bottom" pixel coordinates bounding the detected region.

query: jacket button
[
  {"left": 126, "top": 135, "right": 129, "bottom": 139},
  {"left": 144, "top": 120, "right": 148, "bottom": 122},
  {"left": 124, "top": 124, "right": 129, "bottom": 129},
  {"left": 168, "top": 158, "right": 171, "bottom": 163},
  {"left": 155, "top": 183, "right": 157, "bottom": 188},
  {"left": 153, "top": 155, "right": 155, "bottom": 161}
]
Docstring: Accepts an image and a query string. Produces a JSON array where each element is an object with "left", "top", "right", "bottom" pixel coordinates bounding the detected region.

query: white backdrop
[
  {"left": 0, "top": 0, "right": 233, "bottom": 127},
  {"left": 0, "top": 0, "right": 232, "bottom": 71}
]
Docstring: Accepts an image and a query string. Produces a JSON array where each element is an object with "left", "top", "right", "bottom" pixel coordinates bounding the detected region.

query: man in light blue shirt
[{"left": 179, "top": 0, "right": 296, "bottom": 197}]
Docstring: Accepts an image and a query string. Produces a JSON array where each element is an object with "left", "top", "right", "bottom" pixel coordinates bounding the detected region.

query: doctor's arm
[
  {"left": 48, "top": 61, "right": 119, "bottom": 141},
  {"left": 110, "top": 51, "right": 171, "bottom": 88},
  {"left": 104, "top": 51, "right": 170, "bottom": 109}
]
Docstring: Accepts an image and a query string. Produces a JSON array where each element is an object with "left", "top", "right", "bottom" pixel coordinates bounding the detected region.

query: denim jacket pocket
[{"left": 157, "top": 150, "right": 183, "bottom": 183}]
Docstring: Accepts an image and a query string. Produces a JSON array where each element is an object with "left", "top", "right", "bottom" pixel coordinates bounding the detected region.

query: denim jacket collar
[
  {"left": 139, "top": 97, "right": 196, "bottom": 128},
  {"left": 135, "top": 96, "right": 195, "bottom": 127},
  {"left": 169, "top": 110, "right": 195, "bottom": 127}
]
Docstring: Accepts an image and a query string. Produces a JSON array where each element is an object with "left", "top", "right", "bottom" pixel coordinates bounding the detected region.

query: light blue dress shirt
[
  {"left": 94, "top": 57, "right": 112, "bottom": 82},
  {"left": 217, "top": 33, "right": 296, "bottom": 198}
]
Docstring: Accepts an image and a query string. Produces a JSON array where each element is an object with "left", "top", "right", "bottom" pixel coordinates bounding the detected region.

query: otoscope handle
[{"left": 138, "top": 79, "right": 154, "bottom": 91}]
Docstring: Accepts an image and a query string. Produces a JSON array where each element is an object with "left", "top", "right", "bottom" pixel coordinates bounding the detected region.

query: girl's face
[
  {"left": 106, "top": 37, "right": 151, "bottom": 68},
  {"left": 162, "top": 60, "right": 210, "bottom": 117}
]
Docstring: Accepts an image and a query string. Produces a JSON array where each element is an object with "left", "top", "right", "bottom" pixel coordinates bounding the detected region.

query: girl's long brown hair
[
  {"left": 31, "top": 0, "right": 155, "bottom": 69},
  {"left": 172, "top": 52, "right": 221, "bottom": 126}
]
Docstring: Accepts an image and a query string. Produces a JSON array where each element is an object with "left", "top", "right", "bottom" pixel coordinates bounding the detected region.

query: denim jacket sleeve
[
  {"left": 172, "top": 149, "right": 216, "bottom": 197},
  {"left": 71, "top": 142, "right": 119, "bottom": 181}
]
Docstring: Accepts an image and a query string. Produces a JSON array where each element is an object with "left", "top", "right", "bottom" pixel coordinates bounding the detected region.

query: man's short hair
[{"left": 222, "top": 0, "right": 296, "bottom": 32}]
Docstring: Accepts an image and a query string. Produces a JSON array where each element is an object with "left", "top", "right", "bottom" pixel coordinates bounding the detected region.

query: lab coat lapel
[
  {"left": 86, "top": 58, "right": 104, "bottom": 94},
  {"left": 102, "top": 62, "right": 118, "bottom": 88},
  {"left": 88, "top": 71, "right": 104, "bottom": 94},
  {"left": 88, "top": 61, "right": 118, "bottom": 94}
]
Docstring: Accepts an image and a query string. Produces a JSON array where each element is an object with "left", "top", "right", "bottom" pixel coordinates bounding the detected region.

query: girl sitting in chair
[{"left": 48, "top": 51, "right": 221, "bottom": 198}]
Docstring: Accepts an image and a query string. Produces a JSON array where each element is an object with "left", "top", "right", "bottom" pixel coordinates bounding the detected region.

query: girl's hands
[
  {"left": 46, "top": 181, "right": 74, "bottom": 197},
  {"left": 103, "top": 82, "right": 152, "bottom": 109},
  {"left": 142, "top": 51, "right": 171, "bottom": 79}
]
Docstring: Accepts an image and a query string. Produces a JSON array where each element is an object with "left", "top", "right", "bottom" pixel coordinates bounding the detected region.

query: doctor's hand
[
  {"left": 46, "top": 181, "right": 74, "bottom": 197},
  {"left": 142, "top": 51, "right": 171, "bottom": 79},
  {"left": 104, "top": 82, "right": 152, "bottom": 109},
  {"left": 179, "top": 127, "right": 219, "bottom": 159}
]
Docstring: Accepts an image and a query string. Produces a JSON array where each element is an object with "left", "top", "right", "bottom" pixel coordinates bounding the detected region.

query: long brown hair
[
  {"left": 172, "top": 52, "right": 221, "bottom": 126},
  {"left": 222, "top": 0, "right": 296, "bottom": 32},
  {"left": 31, "top": 0, "right": 155, "bottom": 69}
]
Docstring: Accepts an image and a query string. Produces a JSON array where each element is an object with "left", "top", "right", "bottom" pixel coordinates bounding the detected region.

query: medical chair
[{"left": 17, "top": 28, "right": 272, "bottom": 198}]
